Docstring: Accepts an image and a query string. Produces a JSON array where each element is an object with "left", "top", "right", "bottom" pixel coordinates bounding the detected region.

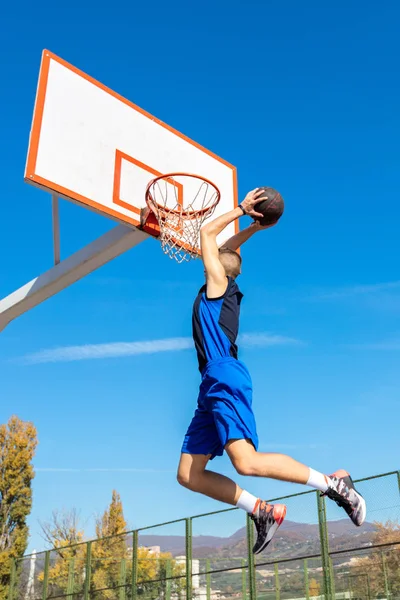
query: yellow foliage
[
  {"left": 309, "top": 578, "right": 321, "bottom": 597},
  {"left": 0, "top": 416, "right": 37, "bottom": 600},
  {"left": 350, "top": 520, "right": 400, "bottom": 597}
]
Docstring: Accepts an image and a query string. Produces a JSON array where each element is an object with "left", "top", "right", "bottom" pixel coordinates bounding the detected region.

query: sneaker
[
  {"left": 251, "top": 501, "right": 286, "bottom": 554},
  {"left": 323, "top": 469, "right": 366, "bottom": 526}
]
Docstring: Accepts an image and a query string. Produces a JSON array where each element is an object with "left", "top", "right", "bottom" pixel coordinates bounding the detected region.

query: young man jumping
[{"left": 177, "top": 188, "right": 366, "bottom": 555}]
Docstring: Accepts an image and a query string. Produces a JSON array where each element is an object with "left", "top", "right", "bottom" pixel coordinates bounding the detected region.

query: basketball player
[{"left": 177, "top": 188, "right": 366, "bottom": 555}]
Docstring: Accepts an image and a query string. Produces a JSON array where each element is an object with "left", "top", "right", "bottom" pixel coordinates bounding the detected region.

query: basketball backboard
[
  {"left": 0, "top": 50, "right": 238, "bottom": 331},
  {"left": 25, "top": 50, "right": 237, "bottom": 247}
]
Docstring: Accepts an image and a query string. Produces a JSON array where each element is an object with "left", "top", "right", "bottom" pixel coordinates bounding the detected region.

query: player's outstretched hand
[{"left": 240, "top": 189, "right": 265, "bottom": 219}]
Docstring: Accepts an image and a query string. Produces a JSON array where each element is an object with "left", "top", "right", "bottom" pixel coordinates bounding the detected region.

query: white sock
[
  {"left": 236, "top": 490, "right": 259, "bottom": 514},
  {"left": 307, "top": 468, "right": 331, "bottom": 492}
]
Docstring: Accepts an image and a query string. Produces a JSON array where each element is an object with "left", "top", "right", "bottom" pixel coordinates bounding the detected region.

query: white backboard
[{"left": 25, "top": 50, "right": 238, "bottom": 246}]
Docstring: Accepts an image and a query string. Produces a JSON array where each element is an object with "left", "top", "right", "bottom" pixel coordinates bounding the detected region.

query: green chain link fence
[{"left": 7, "top": 471, "right": 400, "bottom": 600}]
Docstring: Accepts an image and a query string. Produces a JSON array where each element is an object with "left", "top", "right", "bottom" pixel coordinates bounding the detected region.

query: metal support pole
[
  {"left": 131, "top": 531, "right": 138, "bottom": 600},
  {"left": 304, "top": 559, "right": 310, "bottom": 600},
  {"left": 366, "top": 574, "right": 371, "bottom": 600},
  {"left": 42, "top": 552, "right": 50, "bottom": 600},
  {"left": 52, "top": 194, "right": 61, "bottom": 265},
  {"left": 317, "top": 492, "right": 333, "bottom": 600},
  {"left": 119, "top": 558, "right": 126, "bottom": 600},
  {"left": 274, "top": 563, "right": 280, "bottom": 600},
  {"left": 242, "top": 559, "right": 247, "bottom": 600},
  {"left": 185, "top": 518, "right": 192, "bottom": 600},
  {"left": 83, "top": 542, "right": 92, "bottom": 600},
  {"left": 382, "top": 553, "right": 391, "bottom": 600},
  {"left": 9, "top": 559, "right": 17, "bottom": 600},
  {"left": 165, "top": 559, "right": 172, "bottom": 600},
  {"left": 206, "top": 559, "right": 211, "bottom": 600},
  {"left": 66, "top": 558, "right": 75, "bottom": 600},
  {"left": 246, "top": 513, "right": 257, "bottom": 600}
]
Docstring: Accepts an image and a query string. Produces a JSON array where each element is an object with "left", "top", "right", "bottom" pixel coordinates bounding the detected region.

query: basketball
[{"left": 254, "top": 187, "right": 284, "bottom": 226}]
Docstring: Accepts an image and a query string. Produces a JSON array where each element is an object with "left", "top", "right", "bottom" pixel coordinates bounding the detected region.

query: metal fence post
[
  {"left": 131, "top": 530, "right": 138, "bottom": 600},
  {"left": 119, "top": 558, "right": 126, "bottom": 600},
  {"left": 317, "top": 492, "right": 333, "bottom": 600},
  {"left": 381, "top": 553, "right": 391, "bottom": 600},
  {"left": 274, "top": 563, "right": 280, "bottom": 600},
  {"left": 246, "top": 513, "right": 257, "bottom": 600},
  {"left": 42, "top": 551, "right": 50, "bottom": 600},
  {"left": 304, "top": 559, "right": 310, "bottom": 600},
  {"left": 206, "top": 559, "right": 211, "bottom": 600},
  {"left": 241, "top": 559, "right": 247, "bottom": 600},
  {"left": 397, "top": 470, "right": 400, "bottom": 493},
  {"left": 185, "top": 518, "right": 192, "bottom": 600},
  {"left": 83, "top": 542, "right": 92, "bottom": 600},
  {"left": 66, "top": 558, "right": 75, "bottom": 600},
  {"left": 165, "top": 559, "right": 172, "bottom": 600},
  {"left": 8, "top": 559, "right": 17, "bottom": 600}
]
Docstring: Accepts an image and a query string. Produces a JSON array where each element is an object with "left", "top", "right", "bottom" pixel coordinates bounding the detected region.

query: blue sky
[{"left": 1, "top": 0, "right": 399, "bottom": 551}]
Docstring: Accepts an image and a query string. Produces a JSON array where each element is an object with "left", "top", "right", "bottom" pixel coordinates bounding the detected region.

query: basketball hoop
[{"left": 143, "top": 173, "right": 221, "bottom": 263}]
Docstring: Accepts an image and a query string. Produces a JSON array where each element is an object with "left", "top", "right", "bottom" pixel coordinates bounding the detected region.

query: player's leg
[
  {"left": 177, "top": 452, "right": 242, "bottom": 504},
  {"left": 176, "top": 451, "right": 286, "bottom": 555},
  {"left": 226, "top": 439, "right": 366, "bottom": 527}
]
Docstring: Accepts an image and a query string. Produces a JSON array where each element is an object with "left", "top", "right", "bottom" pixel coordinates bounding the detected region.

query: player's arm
[
  {"left": 200, "top": 189, "right": 264, "bottom": 298},
  {"left": 220, "top": 219, "right": 274, "bottom": 252}
]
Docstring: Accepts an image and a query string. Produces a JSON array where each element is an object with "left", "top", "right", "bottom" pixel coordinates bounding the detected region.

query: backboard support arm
[
  {"left": 0, "top": 224, "right": 148, "bottom": 332},
  {"left": 52, "top": 194, "right": 61, "bottom": 265}
]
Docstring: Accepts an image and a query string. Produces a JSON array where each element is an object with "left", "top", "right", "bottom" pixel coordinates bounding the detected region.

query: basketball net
[{"left": 145, "top": 174, "right": 221, "bottom": 263}]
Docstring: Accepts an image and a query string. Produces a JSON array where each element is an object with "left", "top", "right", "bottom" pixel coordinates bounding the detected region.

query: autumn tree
[
  {"left": 309, "top": 578, "right": 321, "bottom": 597},
  {"left": 36, "top": 491, "right": 185, "bottom": 600},
  {"left": 91, "top": 490, "right": 129, "bottom": 599},
  {"left": 350, "top": 520, "right": 400, "bottom": 599},
  {"left": 0, "top": 416, "right": 38, "bottom": 600},
  {"left": 38, "top": 509, "right": 86, "bottom": 596}
]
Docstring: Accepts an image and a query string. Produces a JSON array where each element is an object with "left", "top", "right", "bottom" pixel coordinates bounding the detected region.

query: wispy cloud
[
  {"left": 240, "top": 333, "right": 302, "bottom": 347},
  {"left": 309, "top": 280, "right": 400, "bottom": 301},
  {"left": 19, "top": 332, "right": 302, "bottom": 365},
  {"left": 22, "top": 337, "right": 193, "bottom": 364}
]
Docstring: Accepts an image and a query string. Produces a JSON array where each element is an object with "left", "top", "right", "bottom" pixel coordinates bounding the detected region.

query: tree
[
  {"left": 37, "top": 492, "right": 186, "bottom": 600},
  {"left": 38, "top": 509, "right": 86, "bottom": 596},
  {"left": 0, "top": 416, "right": 38, "bottom": 600},
  {"left": 350, "top": 520, "right": 400, "bottom": 599},
  {"left": 309, "top": 578, "right": 321, "bottom": 597},
  {"left": 91, "top": 491, "right": 129, "bottom": 599}
]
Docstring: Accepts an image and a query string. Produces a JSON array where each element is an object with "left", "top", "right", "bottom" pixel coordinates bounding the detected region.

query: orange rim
[{"left": 145, "top": 172, "right": 221, "bottom": 219}]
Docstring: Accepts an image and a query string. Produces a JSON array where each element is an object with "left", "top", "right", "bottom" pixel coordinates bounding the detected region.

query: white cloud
[
  {"left": 240, "top": 333, "right": 302, "bottom": 347},
  {"left": 22, "top": 337, "right": 193, "bottom": 364},
  {"left": 19, "top": 332, "right": 302, "bottom": 364}
]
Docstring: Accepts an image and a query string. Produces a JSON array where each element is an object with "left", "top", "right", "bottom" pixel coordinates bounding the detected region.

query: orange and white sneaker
[
  {"left": 323, "top": 469, "right": 366, "bottom": 526},
  {"left": 251, "top": 501, "right": 286, "bottom": 554}
]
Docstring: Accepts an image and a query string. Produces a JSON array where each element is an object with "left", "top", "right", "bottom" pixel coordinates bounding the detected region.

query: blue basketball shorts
[{"left": 181, "top": 357, "right": 259, "bottom": 460}]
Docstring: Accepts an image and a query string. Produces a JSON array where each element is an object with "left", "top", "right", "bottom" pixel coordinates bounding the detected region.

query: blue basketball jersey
[{"left": 192, "top": 277, "right": 243, "bottom": 372}]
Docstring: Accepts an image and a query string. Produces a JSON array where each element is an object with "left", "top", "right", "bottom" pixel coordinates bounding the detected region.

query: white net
[{"left": 146, "top": 174, "right": 220, "bottom": 263}]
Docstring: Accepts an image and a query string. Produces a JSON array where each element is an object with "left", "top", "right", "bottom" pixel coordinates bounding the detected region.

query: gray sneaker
[
  {"left": 251, "top": 501, "right": 287, "bottom": 554},
  {"left": 323, "top": 470, "right": 366, "bottom": 526}
]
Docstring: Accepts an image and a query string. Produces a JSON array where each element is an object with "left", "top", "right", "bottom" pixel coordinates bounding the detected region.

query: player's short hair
[{"left": 218, "top": 248, "right": 242, "bottom": 278}]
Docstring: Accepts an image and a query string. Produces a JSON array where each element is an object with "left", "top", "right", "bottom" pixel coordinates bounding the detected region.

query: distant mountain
[{"left": 138, "top": 519, "right": 376, "bottom": 559}]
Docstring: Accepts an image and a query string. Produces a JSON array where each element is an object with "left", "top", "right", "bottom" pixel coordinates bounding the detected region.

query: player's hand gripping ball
[{"left": 253, "top": 187, "right": 284, "bottom": 226}]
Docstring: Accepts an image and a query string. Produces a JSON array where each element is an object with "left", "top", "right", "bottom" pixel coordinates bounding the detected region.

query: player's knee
[
  {"left": 177, "top": 469, "right": 201, "bottom": 491},
  {"left": 177, "top": 469, "right": 190, "bottom": 488},
  {"left": 232, "top": 457, "right": 258, "bottom": 477}
]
